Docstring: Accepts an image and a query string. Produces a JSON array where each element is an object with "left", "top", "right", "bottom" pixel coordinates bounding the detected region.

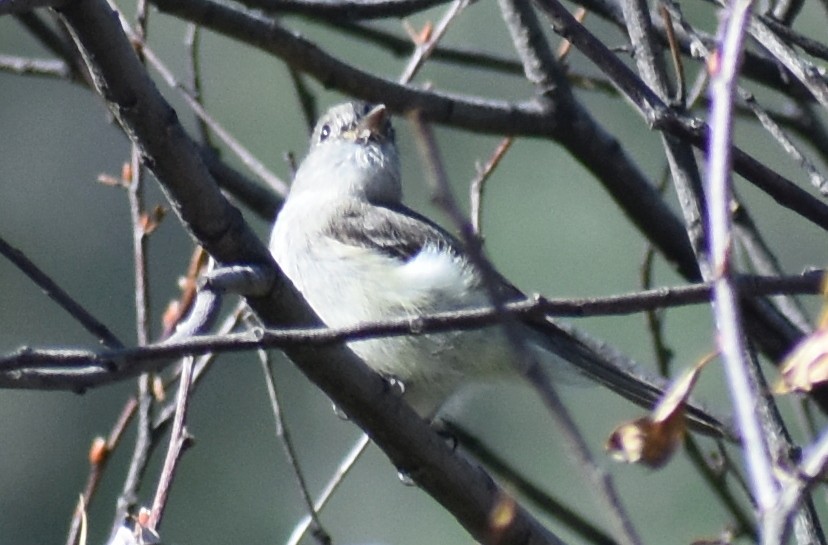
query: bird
[{"left": 268, "top": 101, "right": 722, "bottom": 434}]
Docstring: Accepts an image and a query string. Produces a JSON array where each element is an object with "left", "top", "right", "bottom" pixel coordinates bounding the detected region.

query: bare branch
[
  {"left": 258, "top": 348, "right": 331, "bottom": 544},
  {"left": 53, "top": 2, "right": 571, "bottom": 542},
  {"left": 1, "top": 271, "right": 821, "bottom": 390},
  {"left": 146, "top": 357, "right": 194, "bottom": 530},
  {"left": 237, "top": 0, "right": 452, "bottom": 20},
  {"left": 0, "top": 0, "right": 65, "bottom": 15},
  {"left": 705, "top": 0, "right": 778, "bottom": 518},
  {"left": 0, "top": 54, "right": 71, "bottom": 78},
  {"left": 0, "top": 235, "right": 124, "bottom": 349},
  {"left": 286, "top": 434, "right": 371, "bottom": 545}
]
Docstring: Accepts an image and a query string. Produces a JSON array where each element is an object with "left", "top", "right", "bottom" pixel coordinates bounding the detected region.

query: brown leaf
[
  {"left": 606, "top": 409, "right": 685, "bottom": 468},
  {"left": 606, "top": 354, "right": 714, "bottom": 468},
  {"left": 652, "top": 353, "right": 713, "bottom": 422},
  {"left": 776, "top": 273, "right": 828, "bottom": 394},
  {"left": 776, "top": 328, "right": 828, "bottom": 394}
]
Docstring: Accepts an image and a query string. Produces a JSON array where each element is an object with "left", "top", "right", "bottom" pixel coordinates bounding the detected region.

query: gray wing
[
  {"left": 324, "top": 201, "right": 526, "bottom": 299},
  {"left": 325, "top": 201, "right": 467, "bottom": 262},
  {"left": 324, "top": 201, "right": 728, "bottom": 437}
]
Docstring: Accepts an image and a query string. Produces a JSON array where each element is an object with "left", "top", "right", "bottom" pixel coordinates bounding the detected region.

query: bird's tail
[{"left": 526, "top": 317, "right": 733, "bottom": 440}]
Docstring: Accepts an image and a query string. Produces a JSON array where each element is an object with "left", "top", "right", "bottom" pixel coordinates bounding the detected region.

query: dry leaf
[
  {"left": 606, "top": 410, "right": 685, "bottom": 468},
  {"left": 776, "top": 328, "right": 828, "bottom": 394},
  {"left": 606, "top": 354, "right": 714, "bottom": 468},
  {"left": 776, "top": 273, "right": 828, "bottom": 394}
]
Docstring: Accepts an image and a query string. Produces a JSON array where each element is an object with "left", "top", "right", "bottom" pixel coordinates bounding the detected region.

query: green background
[{"left": 1, "top": 3, "right": 826, "bottom": 544}]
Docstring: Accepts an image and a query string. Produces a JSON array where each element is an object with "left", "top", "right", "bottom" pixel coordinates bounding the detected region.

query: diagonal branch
[{"left": 53, "top": 1, "right": 570, "bottom": 543}]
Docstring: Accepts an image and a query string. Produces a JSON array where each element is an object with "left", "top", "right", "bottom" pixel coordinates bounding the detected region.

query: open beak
[{"left": 355, "top": 104, "right": 389, "bottom": 140}]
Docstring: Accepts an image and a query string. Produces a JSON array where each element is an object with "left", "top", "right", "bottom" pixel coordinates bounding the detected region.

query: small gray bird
[{"left": 269, "top": 101, "right": 720, "bottom": 433}]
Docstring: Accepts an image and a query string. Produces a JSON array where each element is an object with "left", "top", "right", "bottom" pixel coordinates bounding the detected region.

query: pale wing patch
[{"left": 398, "top": 245, "right": 483, "bottom": 311}]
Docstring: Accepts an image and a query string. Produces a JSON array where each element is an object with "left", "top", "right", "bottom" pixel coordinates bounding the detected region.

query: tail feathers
[{"left": 527, "top": 317, "right": 734, "bottom": 440}]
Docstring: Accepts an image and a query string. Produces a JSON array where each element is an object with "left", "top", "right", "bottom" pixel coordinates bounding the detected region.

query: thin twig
[
  {"left": 237, "top": 0, "right": 451, "bottom": 19},
  {"left": 739, "top": 90, "right": 828, "bottom": 196},
  {"left": 683, "top": 437, "right": 757, "bottom": 539},
  {"left": 1, "top": 271, "right": 824, "bottom": 391},
  {"left": 331, "top": 20, "right": 526, "bottom": 75},
  {"left": 112, "top": 376, "right": 153, "bottom": 537},
  {"left": 745, "top": 16, "right": 828, "bottom": 107},
  {"left": 65, "top": 398, "right": 138, "bottom": 545},
  {"left": 733, "top": 208, "right": 813, "bottom": 334},
  {"left": 555, "top": 7, "right": 586, "bottom": 59},
  {"left": 706, "top": 0, "right": 779, "bottom": 520},
  {"left": 129, "top": 155, "right": 150, "bottom": 347},
  {"left": 411, "top": 93, "right": 641, "bottom": 543},
  {"left": 0, "top": 235, "right": 123, "bottom": 349},
  {"left": 640, "top": 170, "right": 673, "bottom": 376},
  {"left": 759, "top": 15, "right": 828, "bottom": 62},
  {"left": 107, "top": 4, "right": 288, "bottom": 196},
  {"left": 398, "top": 0, "right": 470, "bottom": 85},
  {"left": 111, "top": 147, "right": 157, "bottom": 537},
  {"left": 288, "top": 68, "right": 318, "bottom": 136},
  {"left": 258, "top": 349, "right": 331, "bottom": 545},
  {"left": 470, "top": 137, "right": 513, "bottom": 235},
  {"left": 183, "top": 24, "right": 213, "bottom": 147},
  {"left": 147, "top": 357, "right": 195, "bottom": 530},
  {"left": 657, "top": 3, "right": 685, "bottom": 106},
  {"left": 0, "top": 54, "right": 71, "bottom": 78},
  {"left": 445, "top": 421, "right": 618, "bottom": 545},
  {"left": 152, "top": 304, "right": 246, "bottom": 428},
  {"left": 769, "top": 427, "right": 828, "bottom": 539},
  {"left": 621, "top": 0, "right": 708, "bottom": 271},
  {"left": 12, "top": 11, "right": 89, "bottom": 83},
  {"left": 285, "top": 434, "right": 371, "bottom": 545}
]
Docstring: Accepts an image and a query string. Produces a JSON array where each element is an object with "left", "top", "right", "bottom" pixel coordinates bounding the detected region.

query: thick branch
[{"left": 54, "top": 1, "right": 566, "bottom": 543}]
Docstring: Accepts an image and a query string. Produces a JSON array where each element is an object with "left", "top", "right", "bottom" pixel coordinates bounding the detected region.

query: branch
[
  {"left": 0, "top": 235, "right": 124, "bottom": 349},
  {"left": 0, "top": 0, "right": 65, "bottom": 14},
  {"left": 237, "top": 0, "right": 452, "bottom": 19},
  {"left": 620, "top": 0, "right": 709, "bottom": 270},
  {"left": 1, "top": 272, "right": 821, "bottom": 390},
  {"left": 147, "top": 0, "right": 823, "bottom": 371},
  {"left": 54, "top": 2, "right": 569, "bottom": 543},
  {"left": 705, "top": 0, "right": 778, "bottom": 520},
  {"left": 0, "top": 54, "right": 71, "bottom": 78}
]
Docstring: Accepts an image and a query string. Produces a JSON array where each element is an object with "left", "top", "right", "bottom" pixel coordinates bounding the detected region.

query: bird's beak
[{"left": 355, "top": 104, "right": 389, "bottom": 140}]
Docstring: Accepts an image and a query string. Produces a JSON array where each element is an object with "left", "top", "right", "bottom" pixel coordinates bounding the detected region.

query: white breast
[{"left": 268, "top": 196, "right": 516, "bottom": 415}]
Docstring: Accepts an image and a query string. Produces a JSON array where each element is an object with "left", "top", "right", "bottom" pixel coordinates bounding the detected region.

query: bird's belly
[{"left": 278, "top": 240, "right": 516, "bottom": 413}]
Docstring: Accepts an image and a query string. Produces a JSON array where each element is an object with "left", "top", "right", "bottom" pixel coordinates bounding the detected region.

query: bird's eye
[
  {"left": 319, "top": 124, "right": 331, "bottom": 142},
  {"left": 362, "top": 103, "right": 373, "bottom": 115}
]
